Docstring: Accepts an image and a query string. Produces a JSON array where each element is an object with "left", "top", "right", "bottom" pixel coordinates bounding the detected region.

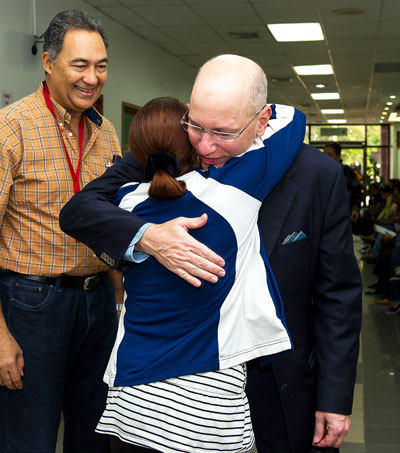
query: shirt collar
[{"left": 38, "top": 82, "right": 103, "bottom": 128}]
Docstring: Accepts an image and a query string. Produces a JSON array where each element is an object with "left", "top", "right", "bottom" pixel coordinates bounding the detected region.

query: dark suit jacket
[{"left": 59, "top": 144, "right": 362, "bottom": 452}]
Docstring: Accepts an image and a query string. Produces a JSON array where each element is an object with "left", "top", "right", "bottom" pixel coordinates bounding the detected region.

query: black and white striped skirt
[{"left": 96, "top": 364, "right": 254, "bottom": 453}]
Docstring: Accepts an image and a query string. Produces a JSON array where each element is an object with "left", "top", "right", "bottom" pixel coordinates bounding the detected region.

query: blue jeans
[{"left": 0, "top": 271, "right": 118, "bottom": 453}]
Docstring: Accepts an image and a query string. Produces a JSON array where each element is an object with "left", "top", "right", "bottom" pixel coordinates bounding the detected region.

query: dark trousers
[
  {"left": 0, "top": 271, "right": 118, "bottom": 453},
  {"left": 246, "top": 362, "right": 339, "bottom": 453}
]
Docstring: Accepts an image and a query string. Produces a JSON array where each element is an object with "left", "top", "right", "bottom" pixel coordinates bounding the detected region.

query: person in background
[
  {"left": 324, "top": 142, "right": 363, "bottom": 224},
  {"left": 0, "top": 9, "right": 123, "bottom": 453},
  {"left": 60, "top": 55, "right": 362, "bottom": 453}
]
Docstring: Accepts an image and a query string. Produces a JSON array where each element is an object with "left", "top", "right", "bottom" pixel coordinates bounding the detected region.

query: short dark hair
[
  {"left": 129, "top": 97, "right": 199, "bottom": 200},
  {"left": 43, "top": 10, "right": 108, "bottom": 61},
  {"left": 325, "top": 141, "right": 342, "bottom": 156}
]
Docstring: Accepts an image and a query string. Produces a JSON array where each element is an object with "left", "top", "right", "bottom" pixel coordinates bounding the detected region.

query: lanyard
[{"left": 42, "top": 82, "right": 85, "bottom": 193}]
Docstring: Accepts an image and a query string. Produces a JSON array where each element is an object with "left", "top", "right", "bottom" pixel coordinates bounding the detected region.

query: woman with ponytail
[{"left": 96, "top": 96, "right": 306, "bottom": 453}]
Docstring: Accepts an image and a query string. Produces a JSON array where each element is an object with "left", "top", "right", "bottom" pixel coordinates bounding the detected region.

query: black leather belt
[{"left": 15, "top": 273, "right": 102, "bottom": 291}]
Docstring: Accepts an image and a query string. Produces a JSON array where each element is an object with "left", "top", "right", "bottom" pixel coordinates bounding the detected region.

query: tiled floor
[{"left": 56, "top": 237, "right": 400, "bottom": 452}]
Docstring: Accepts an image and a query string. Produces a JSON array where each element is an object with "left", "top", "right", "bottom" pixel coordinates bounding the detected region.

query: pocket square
[{"left": 282, "top": 231, "right": 307, "bottom": 245}]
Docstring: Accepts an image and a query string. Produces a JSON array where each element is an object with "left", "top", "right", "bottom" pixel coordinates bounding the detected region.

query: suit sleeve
[
  {"left": 313, "top": 164, "right": 362, "bottom": 414},
  {"left": 59, "top": 153, "right": 145, "bottom": 269}
]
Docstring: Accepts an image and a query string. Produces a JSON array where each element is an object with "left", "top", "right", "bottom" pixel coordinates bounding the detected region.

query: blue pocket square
[{"left": 282, "top": 231, "right": 307, "bottom": 245}]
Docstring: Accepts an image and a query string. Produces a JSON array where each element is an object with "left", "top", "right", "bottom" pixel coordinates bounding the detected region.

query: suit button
[{"left": 281, "top": 384, "right": 288, "bottom": 393}]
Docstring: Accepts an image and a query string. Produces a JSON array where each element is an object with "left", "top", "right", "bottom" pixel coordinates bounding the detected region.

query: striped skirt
[{"left": 96, "top": 364, "right": 254, "bottom": 453}]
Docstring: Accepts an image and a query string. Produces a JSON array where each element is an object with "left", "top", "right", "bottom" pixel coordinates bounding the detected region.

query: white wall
[{"left": 0, "top": 0, "right": 196, "bottom": 139}]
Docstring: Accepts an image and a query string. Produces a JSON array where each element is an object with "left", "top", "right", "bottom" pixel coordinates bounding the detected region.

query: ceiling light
[
  {"left": 327, "top": 119, "right": 347, "bottom": 124},
  {"left": 267, "top": 23, "right": 324, "bottom": 42},
  {"left": 384, "top": 107, "right": 389, "bottom": 111},
  {"left": 382, "top": 112, "right": 388, "bottom": 115},
  {"left": 321, "top": 109, "right": 344, "bottom": 114},
  {"left": 390, "top": 95, "right": 396, "bottom": 99},
  {"left": 311, "top": 92, "right": 340, "bottom": 100},
  {"left": 315, "top": 84, "right": 326, "bottom": 88},
  {"left": 294, "top": 64, "right": 333, "bottom": 75},
  {"left": 387, "top": 102, "right": 393, "bottom": 105}
]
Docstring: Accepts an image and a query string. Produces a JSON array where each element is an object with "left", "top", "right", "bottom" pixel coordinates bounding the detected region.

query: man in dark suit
[{"left": 60, "top": 55, "right": 362, "bottom": 453}]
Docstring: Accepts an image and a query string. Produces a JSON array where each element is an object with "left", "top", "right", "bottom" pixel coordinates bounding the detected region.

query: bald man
[{"left": 60, "top": 55, "right": 362, "bottom": 453}]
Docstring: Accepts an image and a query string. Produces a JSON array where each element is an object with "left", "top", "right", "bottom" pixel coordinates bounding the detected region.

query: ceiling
[{"left": 83, "top": 0, "right": 400, "bottom": 124}]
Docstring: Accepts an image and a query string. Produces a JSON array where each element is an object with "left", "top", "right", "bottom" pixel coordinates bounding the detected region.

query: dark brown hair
[{"left": 129, "top": 97, "right": 199, "bottom": 200}]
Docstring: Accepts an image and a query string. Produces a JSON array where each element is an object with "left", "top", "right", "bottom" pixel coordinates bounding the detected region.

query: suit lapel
[{"left": 259, "top": 169, "right": 298, "bottom": 258}]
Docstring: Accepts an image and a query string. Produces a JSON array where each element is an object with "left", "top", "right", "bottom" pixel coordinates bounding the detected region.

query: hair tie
[{"left": 144, "top": 151, "right": 180, "bottom": 180}]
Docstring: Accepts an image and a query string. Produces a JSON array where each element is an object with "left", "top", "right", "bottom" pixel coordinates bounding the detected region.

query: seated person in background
[
  {"left": 324, "top": 141, "right": 363, "bottom": 224},
  {"left": 71, "top": 97, "right": 305, "bottom": 453},
  {"left": 361, "top": 185, "right": 395, "bottom": 249},
  {"left": 376, "top": 185, "right": 395, "bottom": 225}
]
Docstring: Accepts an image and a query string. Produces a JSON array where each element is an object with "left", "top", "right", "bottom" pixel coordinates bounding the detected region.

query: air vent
[
  {"left": 228, "top": 32, "right": 259, "bottom": 39},
  {"left": 331, "top": 8, "right": 365, "bottom": 16},
  {"left": 374, "top": 63, "right": 400, "bottom": 73},
  {"left": 271, "top": 77, "right": 293, "bottom": 83}
]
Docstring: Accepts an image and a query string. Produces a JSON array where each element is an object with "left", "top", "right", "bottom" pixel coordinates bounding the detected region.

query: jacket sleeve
[
  {"left": 59, "top": 153, "right": 146, "bottom": 269},
  {"left": 313, "top": 164, "right": 362, "bottom": 413}
]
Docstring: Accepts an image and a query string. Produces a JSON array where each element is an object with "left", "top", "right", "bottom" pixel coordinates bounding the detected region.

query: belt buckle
[{"left": 83, "top": 275, "right": 97, "bottom": 291}]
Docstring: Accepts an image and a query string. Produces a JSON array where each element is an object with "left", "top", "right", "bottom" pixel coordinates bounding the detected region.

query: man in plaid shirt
[{"left": 0, "top": 10, "right": 124, "bottom": 453}]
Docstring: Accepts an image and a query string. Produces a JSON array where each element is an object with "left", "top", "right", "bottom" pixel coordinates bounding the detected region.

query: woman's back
[{"left": 105, "top": 104, "right": 305, "bottom": 387}]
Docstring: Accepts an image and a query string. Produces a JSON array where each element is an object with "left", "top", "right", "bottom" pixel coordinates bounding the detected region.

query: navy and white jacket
[{"left": 104, "top": 105, "right": 306, "bottom": 387}]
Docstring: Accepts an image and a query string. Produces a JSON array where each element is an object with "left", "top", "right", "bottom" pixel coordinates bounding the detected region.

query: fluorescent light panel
[
  {"left": 267, "top": 23, "right": 324, "bottom": 42},
  {"left": 390, "top": 95, "right": 396, "bottom": 99},
  {"left": 311, "top": 92, "right": 340, "bottom": 100},
  {"left": 315, "top": 83, "right": 326, "bottom": 88},
  {"left": 294, "top": 64, "right": 333, "bottom": 75},
  {"left": 321, "top": 109, "right": 344, "bottom": 114},
  {"left": 327, "top": 119, "right": 347, "bottom": 124}
]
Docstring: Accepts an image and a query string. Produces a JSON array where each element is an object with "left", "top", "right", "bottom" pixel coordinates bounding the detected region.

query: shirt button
[
  {"left": 58, "top": 122, "right": 63, "bottom": 127},
  {"left": 68, "top": 132, "right": 73, "bottom": 137}
]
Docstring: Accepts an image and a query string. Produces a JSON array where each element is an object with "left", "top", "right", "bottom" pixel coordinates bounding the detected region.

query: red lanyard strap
[{"left": 43, "top": 82, "right": 84, "bottom": 193}]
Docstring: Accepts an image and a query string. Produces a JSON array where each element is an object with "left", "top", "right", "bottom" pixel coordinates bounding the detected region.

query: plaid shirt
[{"left": 0, "top": 84, "right": 121, "bottom": 276}]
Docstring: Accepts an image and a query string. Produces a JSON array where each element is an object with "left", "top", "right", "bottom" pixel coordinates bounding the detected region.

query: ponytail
[
  {"left": 149, "top": 170, "right": 187, "bottom": 200},
  {"left": 145, "top": 151, "right": 187, "bottom": 200}
]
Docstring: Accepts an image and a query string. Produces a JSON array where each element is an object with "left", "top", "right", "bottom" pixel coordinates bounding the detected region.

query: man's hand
[
  {"left": 137, "top": 214, "right": 225, "bottom": 287},
  {"left": 350, "top": 209, "right": 359, "bottom": 223},
  {"left": 0, "top": 331, "right": 24, "bottom": 390},
  {"left": 312, "top": 411, "right": 351, "bottom": 448}
]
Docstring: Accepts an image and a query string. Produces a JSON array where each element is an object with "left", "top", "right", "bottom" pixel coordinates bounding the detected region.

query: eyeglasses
[{"left": 180, "top": 105, "right": 267, "bottom": 143}]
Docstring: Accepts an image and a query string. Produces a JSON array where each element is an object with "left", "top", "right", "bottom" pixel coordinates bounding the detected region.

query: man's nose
[
  {"left": 82, "top": 66, "right": 98, "bottom": 85},
  {"left": 196, "top": 132, "right": 218, "bottom": 155}
]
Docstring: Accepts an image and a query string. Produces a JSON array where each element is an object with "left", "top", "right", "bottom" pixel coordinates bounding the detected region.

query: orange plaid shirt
[{"left": 0, "top": 84, "right": 121, "bottom": 276}]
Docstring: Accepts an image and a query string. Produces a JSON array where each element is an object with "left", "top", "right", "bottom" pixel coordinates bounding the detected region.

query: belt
[{"left": 14, "top": 273, "right": 102, "bottom": 291}]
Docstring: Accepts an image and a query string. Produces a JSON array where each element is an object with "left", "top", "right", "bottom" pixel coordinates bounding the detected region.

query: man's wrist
[{"left": 123, "top": 223, "right": 153, "bottom": 263}]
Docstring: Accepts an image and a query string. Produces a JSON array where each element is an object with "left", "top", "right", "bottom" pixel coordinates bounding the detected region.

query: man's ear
[
  {"left": 42, "top": 52, "right": 53, "bottom": 75},
  {"left": 256, "top": 106, "right": 271, "bottom": 137}
]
